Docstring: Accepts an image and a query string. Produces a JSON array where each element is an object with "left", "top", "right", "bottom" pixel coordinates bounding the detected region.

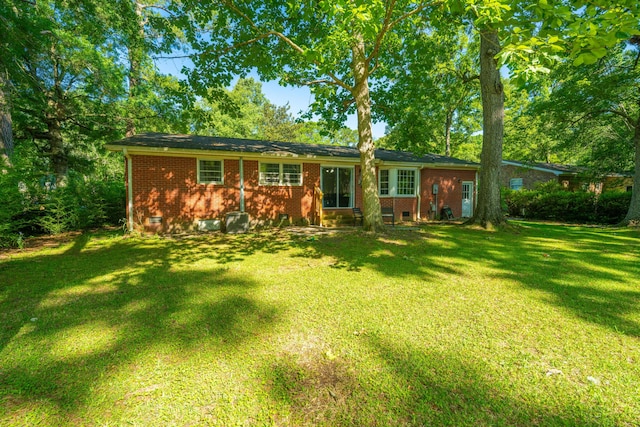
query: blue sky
[{"left": 156, "top": 57, "right": 388, "bottom": 139}]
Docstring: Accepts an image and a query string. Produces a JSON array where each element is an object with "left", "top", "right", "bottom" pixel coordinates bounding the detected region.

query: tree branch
[
  {"left": 570, "top": 108, "right": 635, "bottom": 129},
  {"left": 367, "top": 1, "right": 444, "bottom": 67},
  {"left": 222, "top": 0, "right": 352, "bottom": 91}
]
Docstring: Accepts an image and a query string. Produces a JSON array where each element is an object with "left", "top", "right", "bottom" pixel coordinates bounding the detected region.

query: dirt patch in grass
[{"left": 267, "top": 334, "right": 372, "bottom": 426}]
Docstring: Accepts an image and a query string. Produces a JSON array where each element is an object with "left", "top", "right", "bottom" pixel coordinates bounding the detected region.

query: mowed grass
[{"left": 1, "top": 222, "right": 639, "bottom": 426}]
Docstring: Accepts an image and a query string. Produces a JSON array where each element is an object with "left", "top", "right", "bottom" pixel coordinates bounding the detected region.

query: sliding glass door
[{"left": 321, "top": 167, "right": 353, "bottom": 208}]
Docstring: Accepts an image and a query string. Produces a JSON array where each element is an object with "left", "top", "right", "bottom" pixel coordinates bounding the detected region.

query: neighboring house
[
  {"left": 502, "top": 160, "right": 634, "bottom": 194},
  {"left": 602, "top": 173, "right": 634, "bottom": 193},
  {"left": 107, "top": 133, "right": 479, "bottom": 232},
  {"left": 501, "top": 160, "right": 584, "bottom": 191}
]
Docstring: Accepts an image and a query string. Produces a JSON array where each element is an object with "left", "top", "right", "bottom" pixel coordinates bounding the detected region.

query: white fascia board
[
  {"left": 105, "top": 144, "right": 361, "bottom": 165},
  {"left": 105, "top": 144, "right": 479, "bottom": 170},
  {"left": 420, "top": 163, "right": 480, "bottom": 170}
]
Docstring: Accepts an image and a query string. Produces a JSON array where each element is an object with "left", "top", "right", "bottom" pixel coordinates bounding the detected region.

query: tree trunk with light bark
[
  {"left": 351, "top": 34, "right": 384, "bottom": 232},
  {"left": 444, "top": 110, "right": 452, "bottom": 157},
  {"left": 467, "top": 29, "right": 506, "bottom": 228}
]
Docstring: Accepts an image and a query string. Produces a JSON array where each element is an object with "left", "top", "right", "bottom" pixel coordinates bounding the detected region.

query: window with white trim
[
  {"left": 379, "top": 169, "right": 389, "bottom": 195},
  {"left": 397, "top": 169, "right": 416, "bottom": 196},
  {"left": 259, "top": 163, "right": 302, "bottom": 186},
  {"left": 378, "top": 168, "right": 417, "bottom": 197},
  {"left": 198, "top": 159, "right": 223, "bottom": 184},
  {"left": 510, "top": 178, "right": 523, "bottom": 191}
]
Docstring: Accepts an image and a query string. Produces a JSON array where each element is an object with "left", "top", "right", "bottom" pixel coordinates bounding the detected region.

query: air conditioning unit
[{"left": 197, "top": 219, "right": 221, "bottom": 231}]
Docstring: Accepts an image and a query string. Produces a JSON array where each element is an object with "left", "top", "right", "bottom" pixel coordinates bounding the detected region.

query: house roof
[
  {"left": 107, "top": 133, "right": 479, "bottom": 167},
  {"left": 502, "top": 160, "right": 580, "bottom": 175}
]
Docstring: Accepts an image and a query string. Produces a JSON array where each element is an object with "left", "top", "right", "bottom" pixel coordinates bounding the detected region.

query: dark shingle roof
[
  {"left": 108, "top": 133, "right": 478, "bottom": 167},
  {"left": 503, "top": 160, "right": 580, "bottom": 174}
]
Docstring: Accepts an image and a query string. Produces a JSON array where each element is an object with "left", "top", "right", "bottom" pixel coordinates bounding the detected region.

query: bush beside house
[{"left": 503, "top": 187, "right": 631, "bottom": 224}]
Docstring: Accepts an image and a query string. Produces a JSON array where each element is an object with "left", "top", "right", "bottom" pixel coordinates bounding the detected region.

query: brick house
[
  {"left": 107, "top": 133, "right": 479, "bottom": 232},
  {"left": 502, "top": 160, "right": 633, "bottom": 194},
  {"left": 501, "top": 160, "right": 584, "bottom": 191}
]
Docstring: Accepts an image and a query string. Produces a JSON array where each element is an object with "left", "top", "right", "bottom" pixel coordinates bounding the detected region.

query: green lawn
[{"left": 1, "top": 222, "right": 639, "bottom": 426}]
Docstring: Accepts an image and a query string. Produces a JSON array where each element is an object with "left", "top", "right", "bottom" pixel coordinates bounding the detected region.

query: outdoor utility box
[{"left": 225, "top": 211, "right": 250, "bottom": 234}]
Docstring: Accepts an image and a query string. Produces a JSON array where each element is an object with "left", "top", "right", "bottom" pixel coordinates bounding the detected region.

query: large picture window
[
  {"left": 322, "top": 167, "right": 353, "bottom": 208},
  {"left": 259, "top": 163, "right": 302, "bottom": 186},
  {"left": 198, "top": 159, "right": 223, "bottom": 184}
]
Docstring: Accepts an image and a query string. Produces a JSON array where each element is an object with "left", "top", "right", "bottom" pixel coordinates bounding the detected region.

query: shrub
[
  {"left": 503, "top": 187, "right": 598, "bottom": 223},
  {"left": 0, "top": 165, "right": 125, "bottom": 246},
  {"left": 37, "top": 172, "right": 125, "bottom": 233},
  {"left": 595, "top": 191, "right": 632, "bottom": 224}
]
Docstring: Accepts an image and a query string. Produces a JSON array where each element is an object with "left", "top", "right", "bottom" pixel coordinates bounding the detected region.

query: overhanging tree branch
[{"left": 367, "top": 1, "right": 443, "bottom": 65}]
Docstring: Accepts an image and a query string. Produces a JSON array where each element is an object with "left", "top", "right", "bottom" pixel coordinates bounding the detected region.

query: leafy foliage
[
  {"left": 503, "top": 187, "right": 631, "bottom": 224},
  {"left": 379, "top": 26, "right": 481, "bottom": 159}
]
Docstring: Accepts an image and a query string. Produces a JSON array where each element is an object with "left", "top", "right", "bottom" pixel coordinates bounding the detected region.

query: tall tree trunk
[
  {"left": 0, "top": 69, "right": 14, "bottom": 168},
  {"left": 352, "top": 34, "right": 384, "bottom": 232},
  {"left": 467, "top": 29, "right": 506, "bottom": 228},
  {"left": 46, "top": 113, "right": 68, "bottom": 184},
  {"left": 48, "top": 48, "right": 67, "bottom": 184},
  {"left": 621, "top": 117, "right": 640, "bottom": 225},
  {"left": 126, "top": 0, "right": 145, "bottom": 137},
  {"left": 444, "top": 110, "right": 452, "bottom": 157}
]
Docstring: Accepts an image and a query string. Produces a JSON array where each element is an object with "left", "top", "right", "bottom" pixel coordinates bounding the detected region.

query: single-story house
[
  {"left": 106, "top": 133, "right": 479, "bottom": 232},
  {"left": 501, "top": 160, "right": 586, "bottom": 191},
  {"left": 502, "top": 160, "right": 634, "bottom": 194}
]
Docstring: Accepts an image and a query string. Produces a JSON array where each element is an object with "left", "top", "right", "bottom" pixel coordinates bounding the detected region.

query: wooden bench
[
  {"left": 381, "top": 206, "right": 395, "bottom": 226},
  {"left": 352, "top": 207, "right": 364, "bottom": 226}
]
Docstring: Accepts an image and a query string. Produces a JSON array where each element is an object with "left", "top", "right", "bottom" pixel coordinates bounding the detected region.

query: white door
[{"left": 461, "top": 181, "right": 473, "bottom": 217}]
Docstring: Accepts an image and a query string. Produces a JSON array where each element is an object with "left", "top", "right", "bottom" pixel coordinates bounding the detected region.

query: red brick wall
[
  {"left": 128, "top": 154, "right": 478, "bottom": 230},
  {"left": 243, "top": 160, "right": 320, "bottom": 222},
  {"left": 421, "top": 169, "right": 477, "bottom": 218},
  {"left": 500, "top": 165, "right": 557, "bottom": 190},
  {"left": 129, "top": 155, "right": 322, "bottom": 231}
]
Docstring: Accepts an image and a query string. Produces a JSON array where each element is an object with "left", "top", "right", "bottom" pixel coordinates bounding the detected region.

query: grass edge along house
[{"left": 107, "top": 133, "right": 479, "bottom": 232}]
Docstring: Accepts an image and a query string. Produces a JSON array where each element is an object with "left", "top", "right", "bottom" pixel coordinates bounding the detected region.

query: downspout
[
  {"left": 416, "top": 167, "right": 421, "bottom": 220},
  {"left": 124, "top": 148, "right": 134, "bottom": 232},
  {"left": 239, "top": 157, "right": 245, "bottom": 212}
]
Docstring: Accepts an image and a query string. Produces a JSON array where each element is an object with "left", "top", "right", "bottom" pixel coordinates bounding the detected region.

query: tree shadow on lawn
[
  {"left": 263, "top": 334, "right": 613, "bottom": 426},
  {"left": 0, "top": 233, "right": 280, "bottom": 419},
  {"left": 293, "top": 223, "right": 640, "bottom": 337}
]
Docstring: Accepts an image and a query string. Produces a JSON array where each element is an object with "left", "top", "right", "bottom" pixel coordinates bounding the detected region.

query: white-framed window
[
  {"left": 379, "top": 169, "right": 390, "bottom": 195},
  {"left": 510, "top": 178, "right": 523, "bottom": 191},
  {"left": 259, "top": 162, "right": 302, "bottom": 186},
  {"left": 397, "top": 169, "right": 416, "bottom": 196},
  {"left": 378, "top": 168, "right": 417, "bottom": 197},
  {"left": 198, "top": 159, "right": 223, "bottom": 184}
]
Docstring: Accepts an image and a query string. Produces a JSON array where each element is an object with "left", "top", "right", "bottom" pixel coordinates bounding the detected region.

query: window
[
  {"left": 198, "top": 159, "right": 223, "bottom": 184},
  {"left": 378, "top": 168, "right": 417, "bottom": 197},
  {"left": 259, "top": 163, "right": 302, "bottom": 186},
  {"left": 322, "top": 167, "right": 353, "bottom": 208},
  {"left": 282, "top": 164, "right": 302, "bottom": 185},
  {"left": 397, "top": 169, "right": 416, "bottom": 196},
  {"left": 510, "top": 178, "right": 523, "bottom": 191},
  {"left": 379, "top": 169, "right": 389, "bottom": 195}
]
